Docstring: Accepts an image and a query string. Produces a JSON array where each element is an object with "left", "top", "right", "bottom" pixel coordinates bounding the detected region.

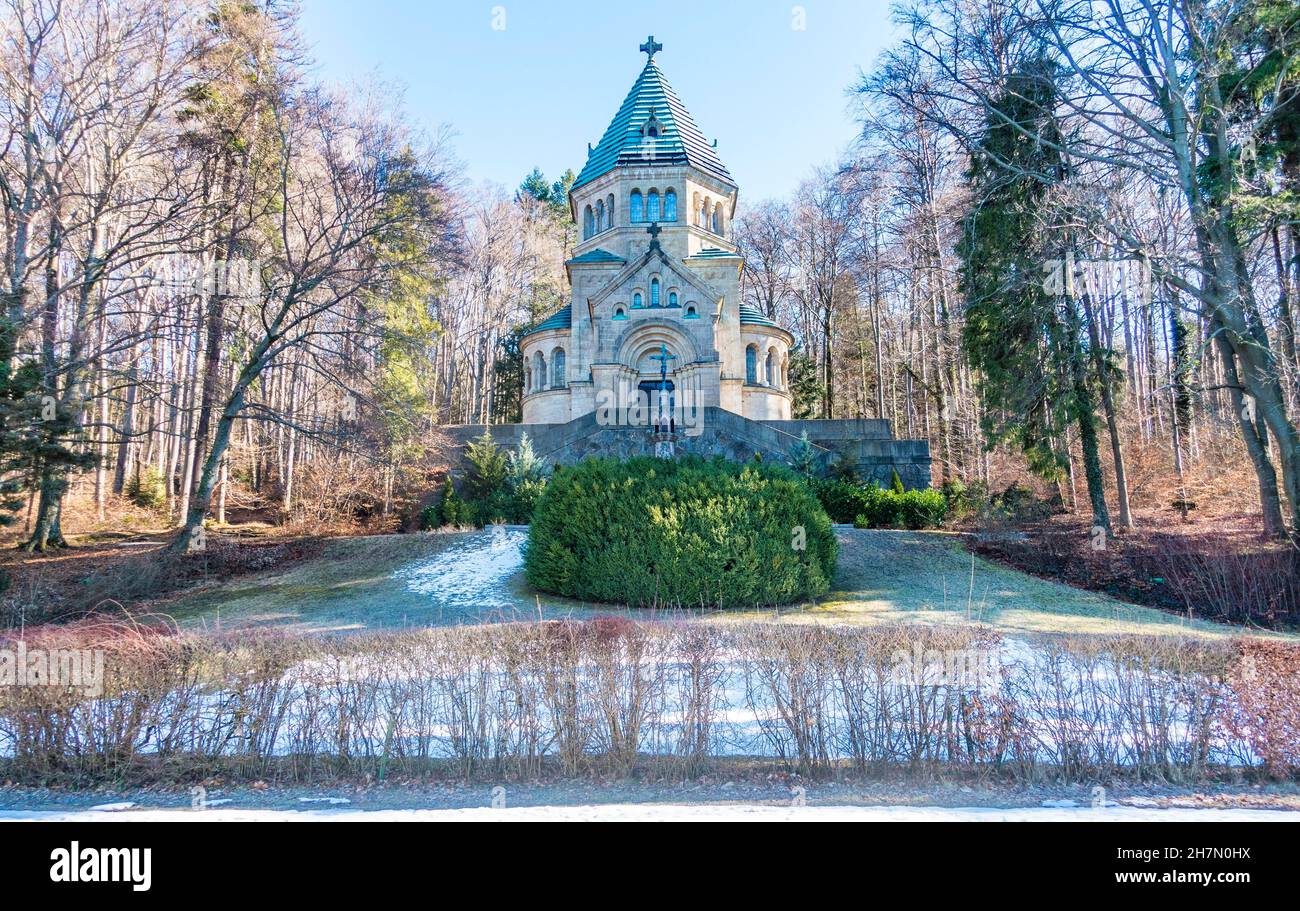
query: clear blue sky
[{"left": 298, "top": 0, "right": 897, "bottom": 202}]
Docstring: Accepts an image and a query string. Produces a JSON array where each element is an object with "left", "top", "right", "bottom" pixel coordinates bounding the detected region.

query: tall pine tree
[{"left": 958, "top": 57, "right": 1113, "bottom": 535}]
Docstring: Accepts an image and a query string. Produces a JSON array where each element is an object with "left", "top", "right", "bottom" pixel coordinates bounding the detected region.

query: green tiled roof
[
  {"left": 573, "top": 58, "right": 734, "bottom": 191},
  {"left": 566, "top": 248, "right": 626, "bottom": 265},
  {"left": 739, "top": 304, "right": 778, "bottom": 327},
  {"left": 687, "top": 247, "right": 739, "bottom": 259},
  {"left": 523, "top": 306, "right": 572, "bottom": 337}
]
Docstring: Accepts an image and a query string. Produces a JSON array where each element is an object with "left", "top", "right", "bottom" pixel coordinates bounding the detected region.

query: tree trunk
[
  {"left": 1079, "top": 289, "right": 1133, "bottom": 529},
  {"left": 1213, "top": 318, "right": 1286, "bottom": 537}
]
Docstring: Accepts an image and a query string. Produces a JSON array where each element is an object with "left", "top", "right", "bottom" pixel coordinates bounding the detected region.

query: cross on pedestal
[
  {"left": 639, "top": 36, "right": 663, "bottom": 61},
  {"left": 646, "top": 221, "right": 662, "bottom": 251},
  {"left": 649, "top": 342, "right": 677, "bottom": 434}
]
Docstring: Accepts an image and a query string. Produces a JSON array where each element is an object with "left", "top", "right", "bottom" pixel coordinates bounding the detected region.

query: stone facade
[
  {"left": 520, "top": 44, "right": 793, "bottom": 426},
  {"left": 450, "top": 40, "right": 931, "bottom": 490}
]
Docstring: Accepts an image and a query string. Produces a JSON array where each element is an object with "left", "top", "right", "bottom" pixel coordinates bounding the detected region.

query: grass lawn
[
  {"left": 153, "top": 526, "right": 1289, "bottom": 640},
  {"left": 802, "top": 529, "right": 1285, "bottom": 639}
]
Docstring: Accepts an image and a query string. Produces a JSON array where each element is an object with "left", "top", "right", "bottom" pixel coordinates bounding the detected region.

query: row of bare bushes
[
  {"left": 1135, "top": 540, "right": 1300, "bottom": 626},
  {"left": 0, "top": 619, "right": 1294, "bottom": 784}
]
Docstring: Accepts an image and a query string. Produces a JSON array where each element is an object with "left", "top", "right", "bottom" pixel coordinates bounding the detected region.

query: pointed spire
[{"left": 573, "top": 42, "right": 734, "bottom": 191}]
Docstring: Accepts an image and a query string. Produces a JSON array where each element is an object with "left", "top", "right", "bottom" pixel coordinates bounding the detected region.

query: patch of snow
[
  {"left": 297, "top": 797, "right": 350, "bottom": 805},
  {"left": 397, "top": 529, "right": 526, "bottom": 610},
  {"left": 88, "top": 802, "right": 136, "bottom": 812}
]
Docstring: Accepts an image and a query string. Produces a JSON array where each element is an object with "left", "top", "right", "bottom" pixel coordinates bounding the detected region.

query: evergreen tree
[
  {"left": 787, "top": 348, "right": 824, "bottom": 419},
  {"left": 504, "top": 432, "right": 549, "bottom": 522},
  {"left": 492, "top": 328, "right": 527, "bottom": 424},
  {"left": 518, "top": 167, "right": 552, "bottom": 205},
  {"left": 505, "top": 433, "right": 548, "bottom": 488},
  {"left": 464, "top": 430, "right": 508, "bottom": 502},
  {"left": 788, "top": 430, "right": 819, "bottom": 476},
  {"left": 958, "top": 57, "right": 1113, "bottom": 535},
  {"left": 436, "top": 475, "right": 464, "bottom": 527}
]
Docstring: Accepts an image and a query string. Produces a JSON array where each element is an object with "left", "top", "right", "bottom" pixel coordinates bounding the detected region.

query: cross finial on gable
[
  {"left": 639, "top": 35, "right": 663, "bottom": 61},
  {"left": 646, "top": 221, "right": 662, "bottom": 251}
]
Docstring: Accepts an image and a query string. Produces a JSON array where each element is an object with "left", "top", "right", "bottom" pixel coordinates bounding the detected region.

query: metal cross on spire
[{"left": 639, "top": 35, "right": 663, "bottom": 61}]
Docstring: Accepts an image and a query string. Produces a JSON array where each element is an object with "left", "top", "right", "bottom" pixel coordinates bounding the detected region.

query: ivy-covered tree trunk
[
  {"left": 1079, "top": 288, "right": 1132, "bottom": 530},
  {"left": 1213, "top": 316, "right": 1286, "bottom": 538},
  {"left": 1068, "top": 335, "right": 1113, "bottom": 536}
]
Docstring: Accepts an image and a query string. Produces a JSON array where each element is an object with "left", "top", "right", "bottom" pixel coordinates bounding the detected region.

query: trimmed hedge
[
  {"left": 525, "top": 457, "right": 837, "bottom": 609},
  {"left": 812, "top": 479, "right": 948, "bottom": 529},
  {"left": 856, "top": 487, "right": 948, "bottom": 530},
  {"left": 811, "top": 478, "right": 871, "bottom": 524}
]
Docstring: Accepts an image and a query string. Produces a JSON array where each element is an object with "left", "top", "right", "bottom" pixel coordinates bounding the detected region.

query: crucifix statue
[
  {"left": 646, "top": 221, "right": 662, "bottom": 252},
  {"left": 639, "top": 35, "right": 663, "bottom": 61},
  {"left": 649, "top": 342, "right": 677, "bottom": 434}
]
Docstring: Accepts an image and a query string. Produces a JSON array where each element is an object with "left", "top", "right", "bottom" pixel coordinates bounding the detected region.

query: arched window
[
  {"left": 633, "top": 292, "right": 643, "bottom": 308},
  {"left": 650, "top": 278, "right": 660, "bottom": 307},
  {"left": 630, "top": 190, "right": 644, "bottom": 223},
  {"left": 607, "top": 194, "right": 615, "bottom": 228},
  {"left": 647, "top": 190, "right": 660, "bottom": 222},
  {"left": 699, "top": 198, "right": 708, "bottom": 227},
  {"left": 533, "top": 351, "right": 546, "bottom": 390},
  {"left": 684, "top": 305, "right": 698, "bottom": 319},
  {"left": 551, "top": 348, "right": 566, "bottom": 388},
  {"left": 525, "top": 366, "right": 532, "bottom": 391},
  {"left": 595, "top": 199, "right": 605, "bottom": 233},
  {"left": 664, "top": 189, "right": 677, "bottom": 222},
  {"left": 583, "top": 206, "right": 594, "bottom": 239},
  {"left": 766, "top": 349, "right": 776, "bottom": 386},
  {"left": 613, "top": 307, "right": 627, "bottom": 320},
  {"left": 712, "top": 204, "right": 722, "bottom": 234},
  {"left": 668, "top": 291, "right": 678, "bottom": 307},
  {"left": 745, "top": 345, "right": 758, "bottom": 384}
]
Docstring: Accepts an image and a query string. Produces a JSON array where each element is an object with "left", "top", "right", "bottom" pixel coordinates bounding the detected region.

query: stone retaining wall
[{"left": 443, "top": 408, "right": 931, "bottom": 489}]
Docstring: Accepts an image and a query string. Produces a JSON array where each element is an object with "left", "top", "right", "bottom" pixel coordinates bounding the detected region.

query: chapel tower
[{"left": 520, "top": 37, "right": 794, "bottom": 425}]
